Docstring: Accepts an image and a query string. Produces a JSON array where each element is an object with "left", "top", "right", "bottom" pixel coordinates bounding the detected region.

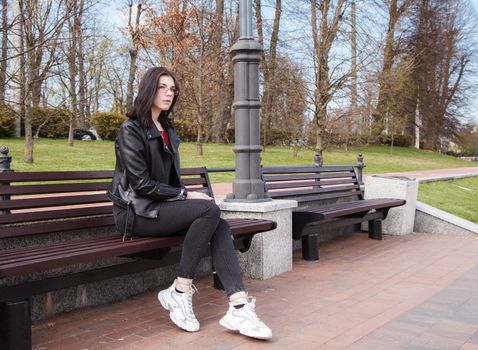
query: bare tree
[
  {"left": 77, "top": 0, "right": 87, "bottom": 126},
  {"left": 66, "top": 0, "right": 79, "bottom": 145},
  {"left": 23, "top": 0, "right": 37, "bottom": 162},
  {"left": 0, "top": 0, "right": 8, "bottom": 103},
  {"left": 350, "top": 0, "right": 357, "bottom": 120},
  {"left": 211, "top": 0, "right": 233, "bottom": 143},
  {"left": 310, "top": 0, "right": 347, "bottom": 163},
  {"left": 125, "top": 0, "right": 145, "bottom": 112},
  {"left": 374, "top": 0, "right": 414, "bottom": 136},
  {"left": 29, "top": 1, "right": 66, "bottom": 108},
  {"left": 10, "top": 0, "right": 25, "bottom": 138},
  {"left": 396, "top": 0, "right": 472, "bottom": 151},
  {"left": 255, "top": 0, "right": 282, "bottom": 148}
]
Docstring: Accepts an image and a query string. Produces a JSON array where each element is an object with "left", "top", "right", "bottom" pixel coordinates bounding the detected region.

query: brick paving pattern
[{"left": 32, "top": 232, "right": 478, "bottom": 350}]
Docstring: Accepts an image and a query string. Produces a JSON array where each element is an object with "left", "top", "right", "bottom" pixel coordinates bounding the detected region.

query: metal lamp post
[{"left": 226, "top": 0, "right": 269, "bottom": 201}]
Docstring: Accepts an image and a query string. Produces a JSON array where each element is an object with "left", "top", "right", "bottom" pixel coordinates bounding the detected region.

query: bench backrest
[
  {"left": 0, "top": 167, "right": 213, "bottom": 239},
  {"left": 262, "top": 165, "right": 363, "bottom": 203}
]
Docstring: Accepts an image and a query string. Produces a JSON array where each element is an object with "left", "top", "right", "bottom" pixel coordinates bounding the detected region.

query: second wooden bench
[{"left": 262, "top": 165, "right": 405, "bottom": 261}]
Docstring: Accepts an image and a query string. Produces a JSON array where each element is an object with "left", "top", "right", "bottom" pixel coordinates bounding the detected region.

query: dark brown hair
[{"left": 126, "top": 66, "right": 180, "bottom": 129}]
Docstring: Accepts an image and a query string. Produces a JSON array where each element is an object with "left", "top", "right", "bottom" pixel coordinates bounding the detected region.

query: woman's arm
[{"left": 117, "top": 122, "right": 183, "bottom": 201}]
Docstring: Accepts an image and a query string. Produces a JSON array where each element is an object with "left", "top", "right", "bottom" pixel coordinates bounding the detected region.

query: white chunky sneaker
[
  {"left": 219, "top": 298, "right": 272, "bottom": 340},
  {"left": 158, "top": 281, "right": 200, "bottom": 332}
]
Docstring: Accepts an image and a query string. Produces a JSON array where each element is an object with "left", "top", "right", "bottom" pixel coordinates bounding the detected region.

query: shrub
[
  {"left": 0, "top": 104, "right": 16, "bottom": 137},
  {"left": 32, "top": 107, "right": 70, "bottom": 138},
  {"left": 267, "top": 128, "right": 296, "bottom": 146},
  {"left": 173, "top": 118, "right": 196, "bottom": 142},
  {"left": 91, "top": 112, "right": 126, "bottom": 141},
  {"left": 380, "top": 134, "right": 413, "bottom": 147}
]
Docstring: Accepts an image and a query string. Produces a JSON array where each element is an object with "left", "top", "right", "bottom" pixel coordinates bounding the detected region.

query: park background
[
  {"left": 1, "top": 0, "right": 478, "bottom": 164},
  {"left": 0, "top": 0, "right": 478, "bottom": 222}
]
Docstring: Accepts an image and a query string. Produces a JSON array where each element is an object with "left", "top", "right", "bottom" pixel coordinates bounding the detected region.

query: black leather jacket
[{"left": 107, "top": 118, "right": 186, "bottom": 231}]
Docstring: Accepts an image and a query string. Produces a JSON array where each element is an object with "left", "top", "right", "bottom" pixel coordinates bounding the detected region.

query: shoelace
[
  {"left": 184, "top": 284, "right": 198, "bottom": 318},
  {"left": 243, "top": 297, "right": 262, "bottom": 324}
]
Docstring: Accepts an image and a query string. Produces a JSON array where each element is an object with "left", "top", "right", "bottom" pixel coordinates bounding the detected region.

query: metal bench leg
[
  {"left": 0, "top": 299, "right": 32, "bottom": 350},
  {"left": 302, "top": 235, "right": 319, "bottom": 261},
  {"left": 368, "top": 220, "right": 383, "bottom": 240}
]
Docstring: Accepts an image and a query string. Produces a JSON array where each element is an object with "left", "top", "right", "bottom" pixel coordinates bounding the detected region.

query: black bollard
[
  {"left": 0, "top": 146, "right": 12, "bottom": 215},
  {"left": 0, "top": 146, "right": 12, "bottom": 173},
  {"left": 357, "top": 153, "right": 365, "bottom": 185},
  {"left": 314, "top": 152, "right": 322, "bottom": 167}
]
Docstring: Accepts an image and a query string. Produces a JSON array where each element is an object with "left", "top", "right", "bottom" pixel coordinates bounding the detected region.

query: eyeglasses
[{"left": 158, "top": 84, "right": 179, "bottom": 96}]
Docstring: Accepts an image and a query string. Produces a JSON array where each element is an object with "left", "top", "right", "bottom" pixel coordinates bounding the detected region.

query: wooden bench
[
  {"left": 0, "top": 167, "right": 276, "bottom": 350},
  {"left": 262, "top": 165, "right": 405, "bottom": 261}
]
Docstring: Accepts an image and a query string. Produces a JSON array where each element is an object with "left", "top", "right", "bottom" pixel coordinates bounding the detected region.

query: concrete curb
[
  {"left": 417, "top": 173, "right": 478, "bottom": 183},
  {"left": 414, "top": 201, "right": 478, "bottom": 236}
]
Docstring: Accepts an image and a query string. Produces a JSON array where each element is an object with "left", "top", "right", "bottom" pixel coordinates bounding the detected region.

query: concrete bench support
[
  {"left": 363, "top": 175, "right": 418, "bottom": 235},
  {"left": 217, "top": 199, "right": 297, "bottom": 280}
]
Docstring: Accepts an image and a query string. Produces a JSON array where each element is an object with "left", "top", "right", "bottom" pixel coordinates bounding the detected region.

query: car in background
[{"left": 73, "top": 128, "right": 99, "bottom": 141}]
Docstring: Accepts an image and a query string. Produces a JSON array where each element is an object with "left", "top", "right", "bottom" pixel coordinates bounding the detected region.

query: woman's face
[{"left": 152, "top": 75, "right": 176, "bottom": 114}]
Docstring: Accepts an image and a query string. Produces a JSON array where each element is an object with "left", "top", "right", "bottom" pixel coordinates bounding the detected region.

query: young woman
[{"left": 107, "top": 67, "right": 272, "bottom": 340}]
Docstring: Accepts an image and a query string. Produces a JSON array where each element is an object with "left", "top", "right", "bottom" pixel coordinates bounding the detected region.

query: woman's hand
[{"left": 186, "top": 191, "right": 214, "bottom": 201}]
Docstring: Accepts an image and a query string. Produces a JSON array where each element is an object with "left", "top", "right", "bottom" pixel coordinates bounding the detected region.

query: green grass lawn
[
  {"left": 418, "top": 177, "right": 478, "bottom": 224},
  {"left": 2, "top": 137, "right": 477, "bottom": 223},
  {"left": 1, "top": 138, "right": 476, "bottom": 183}
]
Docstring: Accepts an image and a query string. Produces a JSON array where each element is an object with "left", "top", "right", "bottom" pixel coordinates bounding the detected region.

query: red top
[{"left": 160, "top": 130, "right": 172, "bottom": 150}]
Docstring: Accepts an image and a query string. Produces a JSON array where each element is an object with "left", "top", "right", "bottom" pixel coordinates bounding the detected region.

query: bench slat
[
  {"left": 0, "top": 193, "right": 109, "bottom": 210},
  {"left": 0, "top": 182, "right": 110, "bottom": 196},
  {"left": 263, "top": 172, "right": 355, "bottom": 182},
  {"left": 0, "top": 205, "right": 113, "bottom": 225},
  {"left": 266, "top": 178, "right": 358, "bottom": 190},
  {"left": 268, "top": 190, "right": 361, "bottom": 202},
  {"left": 179, "top": 167, "right": 208, "bottom": 175},
  {"left": 0, "top": 170, "right": 114, "bottom": 182},
  {"left": 0, "top": 235, "right": 123, "bottom": 260},
  {"left": 181, "top": 178, "right": 207, "bottom": 186},
  {"left": 0, "top": 215, "right": 115, "bottom": 239},
  {"left": 262, "top": 165, "right": 355, "bottom": 173},
  {"left": 267, "top": 184, "right": 359, "bottom": 198}
]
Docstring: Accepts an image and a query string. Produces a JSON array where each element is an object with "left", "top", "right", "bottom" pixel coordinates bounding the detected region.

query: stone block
[
  {"left": 216, "top": 199, "right": 297, "bottom": 280},
  {"left": 364, "top": 175, "right": 418, "bottom": 235}
]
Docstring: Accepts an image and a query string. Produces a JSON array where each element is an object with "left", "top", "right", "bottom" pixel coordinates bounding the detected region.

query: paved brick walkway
[{"left": 32, "top": 232, "right": 478, "bottom": 350}]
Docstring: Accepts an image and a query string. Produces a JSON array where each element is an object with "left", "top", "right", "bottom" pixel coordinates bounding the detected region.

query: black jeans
[{"left": 113, "top": 199, "right": 245, "bottom": 296}]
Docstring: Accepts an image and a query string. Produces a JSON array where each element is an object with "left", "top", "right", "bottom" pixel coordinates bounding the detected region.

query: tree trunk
[
  {"left": 0, "top": 0, "right": 8, "bottom": 103},
  {"left": 126, "top": 3, "right": 142, "bottom": 112},
  {"left": 67, "top": 0, "right": 78, "bottom": 146},
  {"left": 23, "top": 0, "right": 36, "bottom": 163},
  {"left": 350, "top": 0, "right": 357, "bottom": 131},
  {"left": 311, "top": 0, "right": 346, "bottom": 163},
  {"left": 77, "top": 0, "right": 86, "bottom": 127},
  {"left": 414, "top": 98, "right": 420, "bottom": 149},
  {"left": 211, "top": 0, "right": 229, "bottom": 143},
  {"left": 256, "top": 0, "right": 281, "bottom": 148},
  {"left": 376, "top": 0, "right": 413, "bottom": 137},
  {"left": 11, "top": 0, "right": 25, "bottom": 138}
]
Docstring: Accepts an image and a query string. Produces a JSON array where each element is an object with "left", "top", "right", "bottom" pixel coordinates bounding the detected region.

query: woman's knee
[{"left": 201, "top": 200, "right": 221, "bottom": 219}]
